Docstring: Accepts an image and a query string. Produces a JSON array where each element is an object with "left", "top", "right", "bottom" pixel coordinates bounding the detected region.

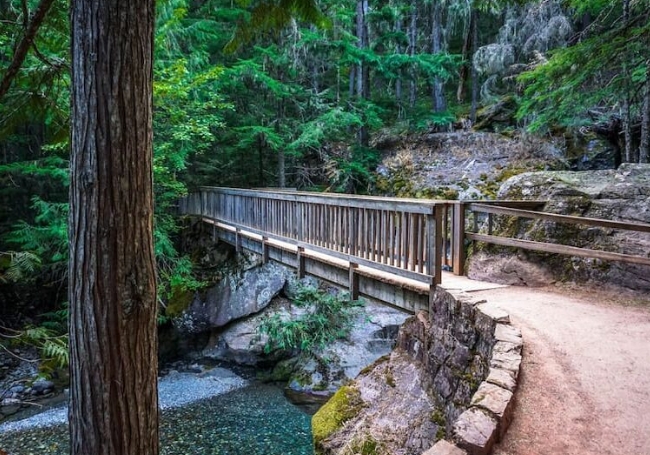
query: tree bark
[
  {"left": 430, "top": 0, "right": 446, "bottom": 113},
  {"left": 640, "top": 66, "right": 650, "bottom": 163},
  {"left": 0, "top": 0, "right": 56, "bottom": 103},
  {"left": 470, "top": 8, "right": 479, "bottom": 123},
  {"left": 69, "top": 1, "right": 159, "bottom": 454},
  {"left": 408, "top": 0, "right": 417, "bottom": 108},
  {"left": 395, "top": 15, "right": 403, "bottom": 117}
]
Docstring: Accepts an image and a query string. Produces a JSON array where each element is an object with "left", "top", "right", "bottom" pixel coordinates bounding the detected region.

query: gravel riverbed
[
  {"left": 0, "top": 368, "right": 313, "bottom": 455},
  {"left": 0, "top": 367, "right": 248, "bottom": 434}
]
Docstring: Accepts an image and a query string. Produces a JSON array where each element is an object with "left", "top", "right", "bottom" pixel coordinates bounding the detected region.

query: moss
[
  {"left": 358, "top": 354, "right": 390, "bottom": 376},
  {"left": 385, "top": 369, "right": 396, "bottom": 388},
  {"left": 430, "top": 409, "right": 446, "bottom": 426},
  {"left": 436, "top": 427, "right": 446, "bottom": 441},
  {"left": 164, "top": 286, "right": 194, "bottom": 318},
  {"left": 312, "top": 385, "right": 365, "bottom": 450},
  {"left": 349, "top": 437, "right": 383, "bottom": 455}
]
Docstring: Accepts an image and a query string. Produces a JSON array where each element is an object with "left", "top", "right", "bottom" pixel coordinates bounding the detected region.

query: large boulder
[
  {"left": 468, "top": 164, "right": 650, "bottom": 291},
  {"left": 173, "top": 261, "right": 290, "bottom": 334}
]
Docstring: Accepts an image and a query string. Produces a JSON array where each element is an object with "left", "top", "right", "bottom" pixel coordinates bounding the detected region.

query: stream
[{"left": 0, "top": 380, "right": 313, "bottom": 455}]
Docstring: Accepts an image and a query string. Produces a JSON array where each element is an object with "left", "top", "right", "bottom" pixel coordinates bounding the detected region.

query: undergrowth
[{"left": 258, "top": 284, "right": 364, "bottom": 356}]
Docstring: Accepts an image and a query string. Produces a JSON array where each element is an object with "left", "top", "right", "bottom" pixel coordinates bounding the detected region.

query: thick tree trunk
[
  {"left": 430, "top": 0, "right": 446, "bottom": 113},
  {"left": 69, "top": 1, "right": 159, "bottom": 454}
]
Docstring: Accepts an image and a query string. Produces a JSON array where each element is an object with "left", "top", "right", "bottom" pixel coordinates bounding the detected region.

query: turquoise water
[{"left": 0, "top": 384, "right": 313, "bottom": 455}]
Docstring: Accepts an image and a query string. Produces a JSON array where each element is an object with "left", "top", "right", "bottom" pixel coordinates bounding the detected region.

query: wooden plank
[
  {"left": 416, "top": 215, "right": 424, "bottom": 273},
  {"left": 466, "top": 232, "right": 650, "bottom": 266},
  {"left": 452, "top": 202, "right": 466, "bottom": 276},
  {"left": 433, "top": 208, "right": 443, "bottom": 285},
  {"left": 468, "top": 203, "right": 650, "bottom": 233},
  {"left": 199, "top": 186, "right": 440, "bottom": 214}
]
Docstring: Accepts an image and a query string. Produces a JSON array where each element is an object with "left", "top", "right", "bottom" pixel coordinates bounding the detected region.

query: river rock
[
  {"left": 173, "top": 261, "right": 290, "bottom": 334},
  {"left": 468, "top": 164, "right": 650, "bottom": 291}
]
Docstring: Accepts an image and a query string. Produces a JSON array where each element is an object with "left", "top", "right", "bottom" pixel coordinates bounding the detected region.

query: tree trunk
[
  {"left": 69, "top": 1, "right": 158, "bottom": 454},
  {"left": 356, "top": 0, "right": 370, "bottom": 146},
  {"left": 408, "top": 0, "right": 417, "bottom": 108},
  {"left": 430, "top": 0, "right": 446, "bottom": 113},
  {"left": 395, "top": 15, "right": 403, "bottom": 118},
  {"left": 640, "top": 67, "right": 650, "bottom": 163},
  {"left": 470, "top": 8, "right": 479, "bottom": 124},
  {"left": 456, "top": 13, "right": 471, "bottom": 104},
  {"left": 621, "top": 0, "right": 634, "bottom": 163}
]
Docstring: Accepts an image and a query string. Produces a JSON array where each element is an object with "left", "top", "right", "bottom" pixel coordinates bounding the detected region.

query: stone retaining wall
[
  {"left": 416, "top": 288, "right": 522, "bottom": 455},
  {"left": 311, "top": 286, "right": 522, "bottom": 455}
]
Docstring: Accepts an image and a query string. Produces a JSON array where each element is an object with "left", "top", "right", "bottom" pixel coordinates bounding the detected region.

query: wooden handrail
[
  {"left": 468, "top": 203, "right": 650, "bottom": 233},
  {"left": 180, "top": 187, "right": 449, "bottom": 285}
]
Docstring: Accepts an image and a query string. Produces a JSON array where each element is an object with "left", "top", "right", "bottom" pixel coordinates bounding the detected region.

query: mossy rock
[
  {"left": 312, "top": 385, "right": 365, "bottom": 452},
  {"left": 165, "top": 286, "right": 195, "bottom": 318}
]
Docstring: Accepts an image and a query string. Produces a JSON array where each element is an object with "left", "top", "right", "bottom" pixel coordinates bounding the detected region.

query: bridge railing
[
  {"left": 179, "top": 187, "right": 448, "bottom": 286},
  {"left": 462, "top": 202, "right": 650, "bottom": 267}
]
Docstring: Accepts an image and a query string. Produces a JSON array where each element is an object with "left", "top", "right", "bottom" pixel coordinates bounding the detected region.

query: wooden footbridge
[{"left": 179, "top": 187, "right": 650, "bottom": 313}]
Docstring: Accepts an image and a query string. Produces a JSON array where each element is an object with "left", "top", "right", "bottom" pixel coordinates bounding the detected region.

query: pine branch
[{"left": 0, "top": 0, "right": 57, "bottom": 103}]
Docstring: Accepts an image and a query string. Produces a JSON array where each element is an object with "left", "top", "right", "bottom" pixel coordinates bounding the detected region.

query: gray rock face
[
  {"left": 316, "top": 351, "right": 441, "bottom": 455},
  {"left": 375, "top": 131, "right": 563, "bottom": 200},
  {"left": 469, "top": 164, "right": 650, "bottom": 291},
  {"left": 202, "top": 293, "right": 409, "bottom": 393},
  {"left": 174, "top": 261, "right": 290, "bottom": 333}
]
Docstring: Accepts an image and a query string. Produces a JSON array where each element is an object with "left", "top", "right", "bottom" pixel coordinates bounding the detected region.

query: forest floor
[{"left": 471, "top": 283, "right": 650, "bottom": 455}]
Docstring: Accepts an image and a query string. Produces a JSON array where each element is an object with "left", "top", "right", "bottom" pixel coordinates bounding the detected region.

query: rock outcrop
[
  {"left": 312, "top": 288, "right": 521, "bottom": 455},
  {"left": 173, "top": 261, "right": 290, "bottom": 334},
  {"left": 468, "top": 163, "right": 650, "bottom": 291},
  {"left": 374, "top": 132, "right": 563, "bottom": 200}
]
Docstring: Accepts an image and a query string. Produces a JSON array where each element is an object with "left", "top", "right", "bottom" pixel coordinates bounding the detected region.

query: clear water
[{"left": 0, "top": 383, "right": 313, "bottom": 455}]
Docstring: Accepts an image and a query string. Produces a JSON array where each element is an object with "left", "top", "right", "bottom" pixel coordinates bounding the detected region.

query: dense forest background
[{"left": 0, "top": 0, "right": 649, "bottom": 345}]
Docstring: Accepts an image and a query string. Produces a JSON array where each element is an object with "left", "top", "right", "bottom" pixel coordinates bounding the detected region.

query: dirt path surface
[{"left": 470, "top": 285, "right": 650, "bottom": 455}]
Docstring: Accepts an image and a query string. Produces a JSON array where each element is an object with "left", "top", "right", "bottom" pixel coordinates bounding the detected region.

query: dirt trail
[{"left": 473, "top": 285, "right": 650, "bottom": 455}]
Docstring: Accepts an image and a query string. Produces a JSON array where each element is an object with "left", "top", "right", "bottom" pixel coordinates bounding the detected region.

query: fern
[{"left": 258, "top": 284, "right": 364, "bottom": 355}]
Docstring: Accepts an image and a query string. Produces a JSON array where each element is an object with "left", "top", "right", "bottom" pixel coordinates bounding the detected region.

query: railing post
[
  {"left": 262, "top": 236, "right": 269, "bottom": 264},
  {"left": 434, "top": 207, "right": 443, "bottom": 285},
  {"left": 349, "top": 262, "right": 359, "bottom": 300},
  {"left": 452, "top": 201, "right": 466, "bottom": 276},
  {"left": 297, "top": 246, "right": 305, "bottom": 278},
  {"left": 235, "top": 228, "right": 242, "bottom": 253}
]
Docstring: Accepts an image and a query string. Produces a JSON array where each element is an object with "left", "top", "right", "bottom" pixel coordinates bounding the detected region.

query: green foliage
[
  {"left": 258, "top": 284, "right": 364, "bottom": 355},
  {"left": 7, "top": 197, "right": 68, "bottom": 280},
  {"left": 0, "top": 251, "right": 41, "bottom": 283},
  {"left": 517, "top": 2, "right": 650, "bottom": 134}
]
